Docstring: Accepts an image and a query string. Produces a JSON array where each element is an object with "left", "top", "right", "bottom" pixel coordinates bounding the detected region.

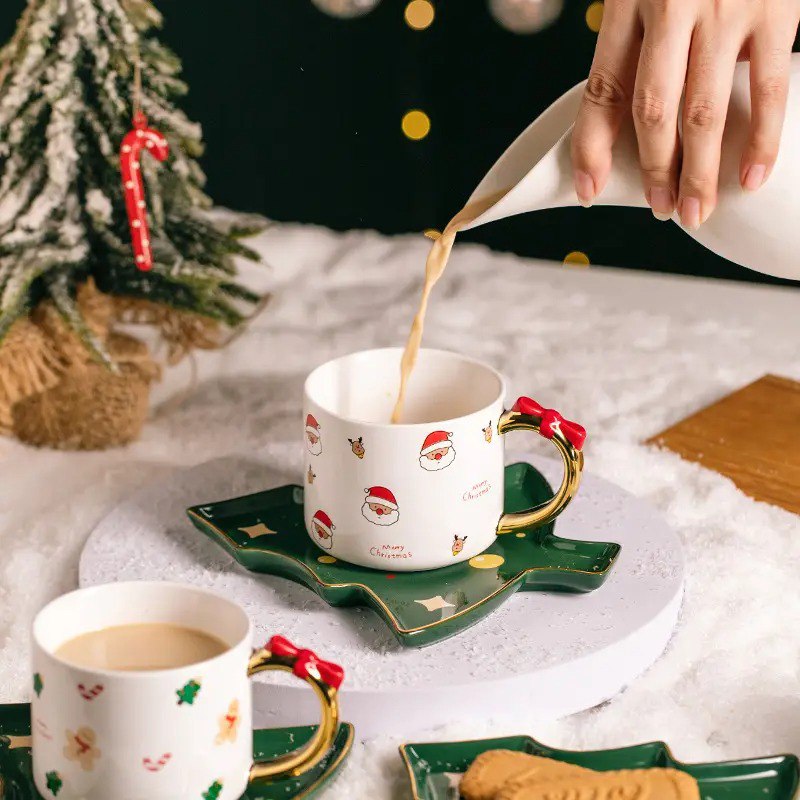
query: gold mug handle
[
  {"left": 496, "top": 396, "right": 586, "bottom": 535},
  {"left": 247, "top": 635, "right": 342, "bottom": 784}
]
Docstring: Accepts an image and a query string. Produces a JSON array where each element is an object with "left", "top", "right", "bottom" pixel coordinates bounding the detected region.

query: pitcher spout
[{"left": 461, "top": 80, "right": 647, "bottom": 232}]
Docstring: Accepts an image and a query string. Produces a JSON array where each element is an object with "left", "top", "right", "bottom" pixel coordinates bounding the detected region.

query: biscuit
[
  {"left": 496, "top": 767, "right": 701, "bottom": 800},
  {"left": 459, "top": 750, "right": 592, "bottom": 800}
]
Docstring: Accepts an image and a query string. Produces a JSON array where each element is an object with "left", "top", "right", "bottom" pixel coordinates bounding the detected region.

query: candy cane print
[
  {"left": 77, "top": 683, "right": 104, "bottom": 701},
  {"left": 35, "top": 718, "right": 53, "bottom": 741},
  {"left": 119, "top": 110, "right": 169, "bottom": 272},
  {"left": 142, "top": 752, "right": 172, "bottom": 772}
]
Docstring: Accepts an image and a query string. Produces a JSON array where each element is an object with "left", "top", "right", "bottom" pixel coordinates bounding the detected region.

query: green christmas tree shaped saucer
[
  {"left": 400, "top": 733, "right": 800, "bottom": 800},
  {"left": 0, "top": 704, "right": 353, "bottom": 800},
  {"left": 187, "top": 462, "right": 621, "bottom": 648}
]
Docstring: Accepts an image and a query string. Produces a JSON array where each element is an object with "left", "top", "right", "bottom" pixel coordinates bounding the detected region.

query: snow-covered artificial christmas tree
[{"left": 0, "top": 0, "right": 264, "bottom": 448}]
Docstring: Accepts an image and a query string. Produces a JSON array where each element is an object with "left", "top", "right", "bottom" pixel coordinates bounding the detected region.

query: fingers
[
  {"left": 571, "top": 0, "right": 641, "bottom": 207},
  {"left": 739, "top": 12, "right": 797, "bottom": 192},
  {"left": 678, "top": 23, "right": 742, "bottom": 229},
  {"left": 632, "top": 5, "right": 693, "bottom": 220}
]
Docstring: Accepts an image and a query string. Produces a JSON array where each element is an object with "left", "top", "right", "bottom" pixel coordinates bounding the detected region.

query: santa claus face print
[
  {"left": 361, "top": 486, "right": 400, "bottom": 526},
  {"left": 419, "top": 446, "right": 456, "bottom": 471},
  {"left": 362, "top": 502, "right": 399, "bottom": 526},
  {"left": 311, "top": 510, "right": 335, "bottom": 549},
  {"left": 305, "top": 414, "right": 322, "bottom": 456},
  {"left": 419, "top": 430, "right": 456, "bottom": 472},
  {"left": 307, "top": 432, "right": 321, "bottom": 455}
]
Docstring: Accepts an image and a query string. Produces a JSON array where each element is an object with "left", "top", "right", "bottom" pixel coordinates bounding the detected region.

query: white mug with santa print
[{"left": 302, "top": 348, "right": 587, "bottom": 571}]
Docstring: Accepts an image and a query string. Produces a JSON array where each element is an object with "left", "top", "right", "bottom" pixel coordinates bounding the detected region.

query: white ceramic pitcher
[{"left": 461, "top": 56, "right": 800, "bottom": 281}]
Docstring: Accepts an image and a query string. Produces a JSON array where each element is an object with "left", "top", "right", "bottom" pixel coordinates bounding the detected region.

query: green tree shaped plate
[
  {"left": 400, "top": 734, "right": 800, "bottom": 800},
  {"left": 0, "top": 704, "right": 353, "bottom": 800},
  {"left": 186, "top": 463, "right": 621, "bottom": 648}
]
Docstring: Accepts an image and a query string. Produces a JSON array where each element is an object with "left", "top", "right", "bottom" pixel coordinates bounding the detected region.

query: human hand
[{"left": 570, "top": 0, "right": 800, "bottom": 228}]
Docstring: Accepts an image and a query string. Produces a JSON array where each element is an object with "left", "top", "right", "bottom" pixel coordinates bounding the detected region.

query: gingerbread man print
[
  {"left": 216, "top": 699, "right": 240, "bottom": 745},
  {"left": 63, "top": 726, "right": 101, "bottom": 771}
]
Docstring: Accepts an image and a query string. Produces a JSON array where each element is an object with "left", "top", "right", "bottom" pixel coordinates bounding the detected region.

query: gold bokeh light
[
  {"left": 405, "top": 0, "right": 435, "bottom": 30},
  {"left": 585, "top": 1, "right": 604, "bottom": 32},
  {"left": 402, "top": 110, "right": 431, "bottom": 140},
  {"left": 563, "top": 250, "right": 591, "bottom": 267}
]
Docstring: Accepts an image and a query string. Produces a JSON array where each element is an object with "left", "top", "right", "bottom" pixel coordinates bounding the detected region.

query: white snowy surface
[{"left": 2, "top": 222, "right": 799, "bottom": 798}]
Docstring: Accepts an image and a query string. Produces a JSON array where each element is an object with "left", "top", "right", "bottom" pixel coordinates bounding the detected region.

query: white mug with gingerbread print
[
  {"left": 303, "top": 348, "right": 587, "bottom": 571},
  {"left": 31, "top": 581, "right": 343, "bottom": 799}
]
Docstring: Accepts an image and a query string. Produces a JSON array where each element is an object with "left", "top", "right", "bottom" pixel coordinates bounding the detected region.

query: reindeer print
[
  {"left": 482, "top": 422, "right": 493, "bottom": 443},
  {"left": 63, "top": 726, "right": 101, "bottom": 771},
  {"left": 348, "top": 436, "right": 365, "bottom": 459},
  {"left": 452, "top": 535, "right": 468, "bottom": 557},
  {"left": 307, "top": 466, "right": 316, "bottom": 484}
]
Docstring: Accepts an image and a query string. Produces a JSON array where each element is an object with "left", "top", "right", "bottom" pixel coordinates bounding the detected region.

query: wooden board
[{"left": 647, "top": 375, "right": 800, "bottom": 515}]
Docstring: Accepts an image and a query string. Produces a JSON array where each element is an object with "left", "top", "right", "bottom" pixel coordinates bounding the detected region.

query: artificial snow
[{"left": 1, "top": 222, "right": 798, "bottom": 798}]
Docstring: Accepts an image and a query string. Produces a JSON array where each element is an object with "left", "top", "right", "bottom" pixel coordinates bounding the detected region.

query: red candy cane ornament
[{"left": 119, "top": 110, "right": 168, "bottom": 271}]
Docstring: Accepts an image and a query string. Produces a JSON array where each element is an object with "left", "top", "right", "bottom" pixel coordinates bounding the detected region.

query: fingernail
[
  {"left": 649, "top": 187, "right": 674, "bottom": 222},
  {"left": 679, "top": 197, "right": 701, "bottom": 230},
  {"left": 743, "top": 163, "right": 766, "bottom": 192},
  {"left": 574, "top": 170, "right": 595, "bottom": 208}
]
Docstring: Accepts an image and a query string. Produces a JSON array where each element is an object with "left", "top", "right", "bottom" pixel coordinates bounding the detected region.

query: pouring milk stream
[{"left": 392, "top": 59, "right": 800, "bottom": 423}]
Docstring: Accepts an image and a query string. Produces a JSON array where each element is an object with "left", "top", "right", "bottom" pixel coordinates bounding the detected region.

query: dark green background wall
[{"left": 1, "top": 1, "right": 797, "bottom": 286}]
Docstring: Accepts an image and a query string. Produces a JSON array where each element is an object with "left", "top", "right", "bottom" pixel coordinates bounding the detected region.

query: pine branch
[
  {"left": 0, "top": 0, "right": 266, "bottom": 362},
  {"left": 47, "top": 271, "right": 113, "bottom": 366}
]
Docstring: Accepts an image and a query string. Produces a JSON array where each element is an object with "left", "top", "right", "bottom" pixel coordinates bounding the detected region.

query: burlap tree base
[
  {"left": 12, "top": 333, "right": 159, "bottom": 450},
  {"left": 0, "top": 282, "right": 164, "bottom": 450}
]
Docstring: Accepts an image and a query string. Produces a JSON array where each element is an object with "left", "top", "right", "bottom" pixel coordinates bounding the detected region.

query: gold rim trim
[
  {"left": 187, "top": 509, "right": 617, "bottom": 638},
  {"left": 399, "top": 736, "right": 800, "bottom": 800}
]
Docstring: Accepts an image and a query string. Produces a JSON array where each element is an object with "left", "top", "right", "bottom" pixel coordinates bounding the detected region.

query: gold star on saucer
[
  {"left": 238, "top": 523, "right": 277, "bottom": 539},
  {"left": 415, "top": 595, "right": 455, "bottom": 612}
]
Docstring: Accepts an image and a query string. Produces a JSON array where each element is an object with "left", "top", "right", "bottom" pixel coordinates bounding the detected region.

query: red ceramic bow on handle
[
  {"left": 267, "top": 635, "right": 345, "bottom": 689},
  {"left": 496, "top": 396, "right": 586, "bottom": 535},
  {"left": 247, "top": 635, "right": 344, "bottom": 783}
]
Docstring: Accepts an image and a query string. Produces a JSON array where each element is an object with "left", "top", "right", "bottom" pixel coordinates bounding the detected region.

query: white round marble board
[{"left": 79, "top": 455, "right": 684, "bottom": 739}]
